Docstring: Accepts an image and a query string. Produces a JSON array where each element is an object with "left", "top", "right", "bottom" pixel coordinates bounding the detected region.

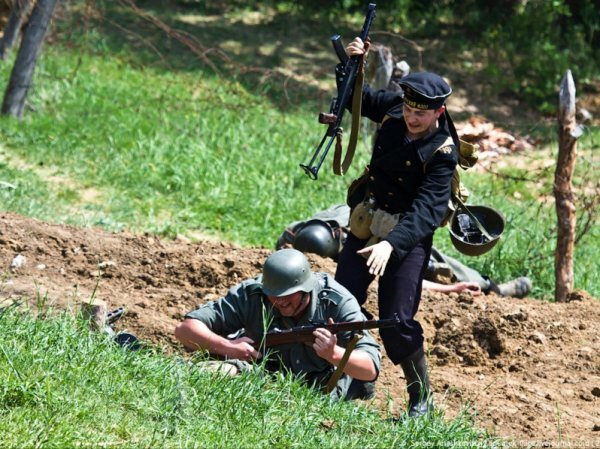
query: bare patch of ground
[{"left": 1, "top": 212, "right": 598, "bottom": 443}]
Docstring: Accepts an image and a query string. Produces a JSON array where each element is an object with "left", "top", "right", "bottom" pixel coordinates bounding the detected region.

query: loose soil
[{"left": 1, "top": 212, "right": 598, "bottom": 444}]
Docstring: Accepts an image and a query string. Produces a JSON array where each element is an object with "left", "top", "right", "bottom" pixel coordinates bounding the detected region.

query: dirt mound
[{"left": 1, "top": 212, "right": 598, "bottom": 442}]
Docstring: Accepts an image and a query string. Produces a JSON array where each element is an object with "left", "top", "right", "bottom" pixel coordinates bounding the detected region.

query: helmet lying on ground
[
  {"left": 449, "top": 205, "right": 505, "bottom": 256},
  {"left": 262, "top": 248, "right": 316, "bottom": 296},
  {"left": 293, "top": 219, "right": 340, "bottom": 259}
]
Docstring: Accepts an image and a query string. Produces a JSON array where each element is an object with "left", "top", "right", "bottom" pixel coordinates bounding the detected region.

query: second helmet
[
  {"left": 293, "top": 219, "right": 340, "bottom": 260},
  {"left": 448, "top": 205, "right": 504, "bottom": 256}
]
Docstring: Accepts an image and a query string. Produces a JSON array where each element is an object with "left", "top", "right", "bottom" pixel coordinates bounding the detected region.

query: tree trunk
[
  {"left": 0, "top": 0, "right": 33, "bottom": 61},
  {"left": 554, "top": 70, "right": 582, "bottom": 302},
  {"left": 1, "top": 0, "right": 58, "bottom": 118}
]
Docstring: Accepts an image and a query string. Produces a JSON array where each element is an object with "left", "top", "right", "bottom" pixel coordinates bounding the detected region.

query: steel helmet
[
  {"left": 262, "top": 248, "right": 316, "bottom": 297},
  {"left": 293, "top": 219, "right": 340, "bottom": 260},
  {"left": 448, "top": 205, "right": 505, "bottom": 256}
]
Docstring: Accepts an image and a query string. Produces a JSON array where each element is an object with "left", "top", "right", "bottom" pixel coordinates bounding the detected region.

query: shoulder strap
[
  {"left": 244, "top": 283, "right": 263, "bottom": 299},
  {"left": 333, "top": 54, "right": 365, "bottom": 176}
]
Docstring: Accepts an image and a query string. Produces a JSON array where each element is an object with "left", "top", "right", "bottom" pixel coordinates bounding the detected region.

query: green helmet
[
  {"left": 293, "top": 219, "right": 340, "bottom": 260},
  {"left": 449, "top": 205, "right": 505, "bottom": 256},
  {"left": 262, "top": 248, "right": 316, "bottom": 297}
]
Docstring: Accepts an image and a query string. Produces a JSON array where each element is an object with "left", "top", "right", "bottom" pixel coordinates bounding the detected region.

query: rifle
[
  {"left": 254, "top": 313, "right": 401, "bottom": 350},
  {"left": 300, "top": 3, "right": 376, "bottom": 180}
]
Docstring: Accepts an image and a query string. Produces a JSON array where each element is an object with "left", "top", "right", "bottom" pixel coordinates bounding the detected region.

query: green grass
[
  {"left": 432, "top": 134, "right": 599, "bottom": 300},
  {"left": 0, "top": 44, "right": 362, "bottom": 243},
  {"left": 0, "top": 2, "right": 597, "bottom": 301},
  {"left": 0, "top": 305, "right": 495, "bottom": 447},
  {"left": 1, "top": 37, "right": 598, "bottom": 299},
  {"left": 0, "top": 2, "right": 597, "bottom": 445}
]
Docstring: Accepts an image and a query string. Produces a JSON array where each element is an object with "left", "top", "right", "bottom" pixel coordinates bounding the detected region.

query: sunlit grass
[
  {"left": 0, "top": 2, "right": 597, "bottom": 303},
  {"left": 0, "top": 305, "right": 494, "bottom": 447}
]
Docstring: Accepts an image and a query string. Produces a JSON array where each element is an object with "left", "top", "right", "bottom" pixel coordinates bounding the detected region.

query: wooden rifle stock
[{"left": 254, "top": 314, "right": 401, "bottom": 350}]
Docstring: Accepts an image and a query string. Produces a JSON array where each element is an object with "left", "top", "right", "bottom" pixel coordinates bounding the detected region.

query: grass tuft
[{"left": 0, "top": 307, "right": 493, "bottom": 447}]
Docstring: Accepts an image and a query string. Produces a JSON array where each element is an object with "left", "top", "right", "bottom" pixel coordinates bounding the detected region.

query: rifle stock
[
  {"left": 300, "top": 3, "right": 376, "bottom": 180},
  {"left": 254, "top": 314, "right": 401, "bottom": 350}
]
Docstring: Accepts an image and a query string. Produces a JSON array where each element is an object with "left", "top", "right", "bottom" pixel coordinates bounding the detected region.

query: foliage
[
  {"left": 189, "top": 0, "right": 600, "bottom": 113},
  {"left": 0, "top": 305, "right": 494, "bottom": 447},
  {"left": 0, "top": 1, "right": 598, "bottom": 298}
]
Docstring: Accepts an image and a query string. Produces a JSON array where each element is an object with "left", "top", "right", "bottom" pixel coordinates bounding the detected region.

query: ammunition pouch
[
  {"left": 346, "top": 166, "right": 370, "bottom": 209},
  {"left": 349, "top": 199, "right": 376, "bottom": 240},
  {"left": 370, "top": 208, "right": 402, "bottom": 238},
  {"left": 364, "top": 208, "right": 403, "bottom": 247}
]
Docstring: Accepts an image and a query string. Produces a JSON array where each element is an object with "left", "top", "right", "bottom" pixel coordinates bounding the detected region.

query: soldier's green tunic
[{"left": 185, "top": 272, "right": 381, "bottom": 399}]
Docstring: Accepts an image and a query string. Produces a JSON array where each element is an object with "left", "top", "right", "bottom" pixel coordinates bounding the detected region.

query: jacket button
[
  {"left": 369, "top": 176, "right": 375, "bottom": 181},
  {"left": 397, "top": 177, "right": 403, "bottom": 182},
  {"left": 384, "top": 203, "right": 390, "bottom": 208},
  {"left": 405, "top": 160, "right": 411, "bottom": 166},
  {"left": 387, "top": 192, "right": 394, "bottom": 196}
]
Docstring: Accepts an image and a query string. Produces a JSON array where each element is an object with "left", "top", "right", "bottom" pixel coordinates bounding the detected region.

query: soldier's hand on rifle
[
  {"left": 312, "top": 318, "right": 338, "bottom": 361},
  {"left": 346, "top": 37, "right": 371, "bottom": 58},
  {"left": 357, "top": 240, "right": 393, "bottom": 277},
  {"left": 226, "top": 336, "right": 262, "bottom": 361}
]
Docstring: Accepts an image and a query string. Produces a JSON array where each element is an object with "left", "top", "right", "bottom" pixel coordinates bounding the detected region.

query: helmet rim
[
  {"left": 293, "top": 219, "right": 339, "bottom": 259},
  {"left": 261, "top": 249, "right": 317, "bottom": 297},
  {"left": 449, "top": 205, "right": 505, "bottom": 256}
]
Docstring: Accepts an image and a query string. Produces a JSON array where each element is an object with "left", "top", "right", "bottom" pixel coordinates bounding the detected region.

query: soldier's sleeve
[
  {"left": 359, "top": 84, "right": 404, "bottom": 123},
  {"left": 184, "top": 282, "right": 249, "bottom": 336}
]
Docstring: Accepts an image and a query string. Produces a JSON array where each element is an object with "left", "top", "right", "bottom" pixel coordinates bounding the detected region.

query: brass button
[{"left": 405, "top": 160, "right": 411, "bottom": 166}]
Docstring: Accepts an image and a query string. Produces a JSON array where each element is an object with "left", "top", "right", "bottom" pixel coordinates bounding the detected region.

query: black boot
[{"left": 399, "top": 347, "right": 433, "bottom": 417}]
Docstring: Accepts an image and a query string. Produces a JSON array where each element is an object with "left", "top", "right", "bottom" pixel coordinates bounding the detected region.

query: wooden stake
[{"left": 554, "top": 70, "right": 582, "bottom": 302}]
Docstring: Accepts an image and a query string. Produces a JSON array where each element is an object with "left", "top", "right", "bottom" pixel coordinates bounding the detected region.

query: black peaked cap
[{"left": 398, "top": 72, "right": 452, "bottom": 110}]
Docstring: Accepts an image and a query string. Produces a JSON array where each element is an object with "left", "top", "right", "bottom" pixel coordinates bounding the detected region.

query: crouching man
[{"left": 175, "top": 248, "right": 381, "bottom": 401}]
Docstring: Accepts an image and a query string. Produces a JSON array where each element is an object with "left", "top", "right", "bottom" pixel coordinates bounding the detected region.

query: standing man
[
  {"left": 334, "top": 37, "right": 459, "bottom": 417},
  {"left": 175, "top": 248, "right": 381, "bottom": 401}
]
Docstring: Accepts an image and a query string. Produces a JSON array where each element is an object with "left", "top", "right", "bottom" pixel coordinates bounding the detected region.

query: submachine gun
[{"left": 300, "top": 3, "right": 376, "bottom": 180}]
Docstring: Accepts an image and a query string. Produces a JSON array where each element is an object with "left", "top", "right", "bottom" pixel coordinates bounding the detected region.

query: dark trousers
[{"left": 335, "top": 233, "right": 432, "bottom": 364}]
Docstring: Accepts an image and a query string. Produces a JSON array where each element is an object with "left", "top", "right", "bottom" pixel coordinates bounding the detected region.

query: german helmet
[{"left": 448, "top": 205, "right": 505, "bottom": 256}]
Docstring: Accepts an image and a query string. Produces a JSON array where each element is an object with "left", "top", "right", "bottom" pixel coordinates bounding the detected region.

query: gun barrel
[{"left": 360, "top": 4, "right": 377, "bottom": 42}]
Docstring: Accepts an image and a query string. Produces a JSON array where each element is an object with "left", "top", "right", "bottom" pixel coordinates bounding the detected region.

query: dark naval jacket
[{"left": 353, "top": 85, "right": 459, "bottom": 261}]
